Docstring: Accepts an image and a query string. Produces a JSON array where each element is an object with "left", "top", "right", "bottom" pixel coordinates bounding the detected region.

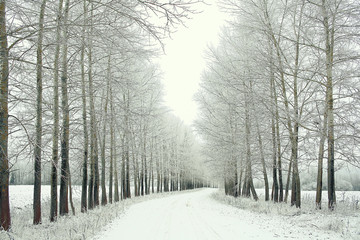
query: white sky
[{"left": 160, "top": 2, "right": 225, "bottom": 125}]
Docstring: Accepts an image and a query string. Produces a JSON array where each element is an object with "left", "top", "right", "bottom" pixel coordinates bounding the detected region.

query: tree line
[
  {"left": 195, "top": 0, "right": 360, "bottom": 209},
  {"left": 0, "top": 0, "right": 205, "bottom": 231}
]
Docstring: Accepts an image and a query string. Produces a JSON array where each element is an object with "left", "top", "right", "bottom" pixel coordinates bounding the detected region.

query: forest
[
  {"left": 0, "top": 0, "right": 206, "bottom": 231},
  {"left": 0, "top": 0, "right": 359, "bottom": 237},
  {"left": 195, "top": 0, "right": 360, "bottom": 209}
]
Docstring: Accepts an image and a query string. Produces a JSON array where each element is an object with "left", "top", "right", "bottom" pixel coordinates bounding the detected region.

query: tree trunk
[
  {"left": 273, "top": 85, "right": 283, "bottom": 202},
  {"left": 255, "top": 118, "right": 269, "bottom": 201},
  {"left": 321, "top": 0, "right": 336, "bottom": 210},
  {"left": 316, "top": 109, "right": 327, "bottom": 209},
  {"left": 33, "top": 0, "right": 47, "bottom": 225},
  {"left": 80, "top": 0, "right": 88, "bottom": 213},
  {"left": 269, "top": 45, "right": 279, "bottom": 203},
  {"left": 68, "top": 162, "right": 75, "bottom": 215},
  {"left": 111, "top": 89, "right": 119, "bottom": 202},
  {"left": 124, "top": 93, "right": 131, "bottom": 198},
  {"left": 242, "top": 86, "right": 257, "bottom": 200},
  {"left": 88, "top": 1, "right": 100, "bottom": 208},
  {"left": 100, "top": 55, "right": 111, "bottom": 206},
  {"left": 0, "top": 0, "right": 11, "bottom": 230},
  {"left": 112, "top": 96, "right": 119, "bottom": 201},
  {"left": 109, "top": 87, "right": 114, "bottom": 204},
  {"left": 284, "top": 158, "right": 292, "bottom": 202},
  {"left": 144, "top": 139, "right": 148, "bottom": 195},
  {"left": 50, "top": 0, "right": 63, "bottom": 222},
  {"left": 59, "top": 0, "right": 70, "bottom": 216},
  {"left": 121, "top": 136, "right": 126, "bottom": 200},
  {"left": 290, "top": 2, "right": 304, "bottom": 208},
  {"left": 109, "top": 94, "right": 113, "bottom": 203}
]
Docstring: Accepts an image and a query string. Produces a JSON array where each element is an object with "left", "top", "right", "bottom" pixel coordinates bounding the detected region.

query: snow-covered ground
[
  {"left": 2, "top": 186, "right": 360, "bottom": 239},
  {"left": 9, "top": 185, "right": 82, "bottom": 211},
  {"left": 93, "top": 188, "right": 359, "bottom": 240}
]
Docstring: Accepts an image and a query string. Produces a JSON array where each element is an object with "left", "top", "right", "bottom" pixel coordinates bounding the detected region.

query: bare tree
[
  {"left": 59, "top": 0, "right": 70, "bottom": 216},
  {"left": 50, "top": 0, "right": 63, "bottom": 222},
  {"left": 33, "top": 0, "right": 47, "bottom": 225}
]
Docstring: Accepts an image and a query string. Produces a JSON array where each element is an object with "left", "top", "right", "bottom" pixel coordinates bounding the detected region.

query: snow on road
[{"left": 93, "top": 189, "right": 343, "bottom": 240}]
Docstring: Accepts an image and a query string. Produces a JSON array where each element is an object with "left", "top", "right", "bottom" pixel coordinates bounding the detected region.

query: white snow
[
  {"left": 3, "top": 186, "right": 359, "bottom": 239},
  {"left": 93, "top": 189, "right": 356, "bottom": 240}
]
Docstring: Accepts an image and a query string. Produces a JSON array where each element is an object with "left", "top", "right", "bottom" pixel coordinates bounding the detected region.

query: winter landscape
[{"left": 1, "top": 0, "right": 360, "bottom": 240}]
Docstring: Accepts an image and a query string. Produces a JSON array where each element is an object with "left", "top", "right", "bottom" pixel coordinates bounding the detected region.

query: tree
[
  {"left": 0, "top": 0, "right": 10, "bottom": 231},
  {"left": 33, "top": 0, "right": 47, "bottom": 225},
  {"left": 50, "top": 0, "right": 63, "bottom": 222},
  {"left": 80, "top": 0, "right": 88, "bottom": 213},
  {"left": 59, "top": 0, "right": 70, "bottom": 216}
]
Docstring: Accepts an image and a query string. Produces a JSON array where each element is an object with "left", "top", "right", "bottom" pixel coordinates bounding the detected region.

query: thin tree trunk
[
  {"left": 59, "top": 0, "right": 70, "bottom": 216},
  {"left": 284, "top": 158, "right": 292, "bottom": 202},
  {"left": 0, "top": 0, "right": 11, "bottom": 230},
  {"left": 140, "top": 146, "right": 144, "bottom": 196},
  {"left": 144, "top": 138, "right": 148, "bottom": 195},
  {"left": 243, "top": 85, "right": 256, "bottom": 199},
  {"left": 126, "top": 148, "right": 131, "bottom": 198},
  {"left": 80, "top": 0, "right": 88, "bottom": 213},
  {"left": 68, "top": 161, "right": 75, "bottom": 215},
  {"left": 50, "top": 0, "right": 62, "bottom": 221},
  {"left": 124, "top": 93, "right": 131, "bottom": 198},
  {"left": 316, "top": 110, "right": 327, "bottom": 209},
  {"left": 290, "top": 1, "right": 304, "bottom": 208},
  {"left": 111, "top": 93, "right": 119, "bottom": 202},
  {"left": 109, "top": 142, "right": 113, "bottom": 203},
  {"left": 321, "top": 0, "right": 336, "bottom": 210},
  {"left": 88, "top": 1, "right": 100, "bottom": 208},
  {"left": 269, "top": 44, "right": 279, "bottom": 203},
  {"left": 121, "top": 136, "right": 126, "bottom": 200},
  {"left": 100, "top": 55, "right": 111, "bottom": 206},
  {"left": 109, "top": 88, "right": 114, "bottom": 203},
  {"left": 255, "top": 118, "right": 269, "bottom": 201},
  {"left": 33, "top": 0, "right": 47, "bottom": 225},
  {"left": 273, "top": 85, "right": 283, "bottom": 202}
]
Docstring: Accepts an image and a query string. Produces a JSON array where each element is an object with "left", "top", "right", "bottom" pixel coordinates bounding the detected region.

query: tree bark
[
  {"left": 33, "top": 0, "right": 47, "bottom": 225},
  {"left": 316, "top": 109, "right": 327, "bottom": 209},
  {"left": 0, "top": 0, "right": 11, "bottom": 231},
  {"left": 110, "top": 89, "right": 119, "bottom": 202},
  {"left": 100, "top": 55, "right": 111, "bottom": 206},
  {"left": 88, "top": 1, "right": 100, "bottom": 208},
  {"left": 80, "top": 0, "right": 88, "bottom": 213},
  {"left": 270, "top": 61, "right": 279, "bottom": 202},
  {"left": 50, "top": 0, "right": 63, "bottom": 222},
  {"left": 321, "top": 0, "right": 336, "bottom": 210},
  {"left": 121, "top": 136, "right": 126, "bottom": 199},
  {"left": 59, "top": 0, "right": 71, "bottom": 216}
]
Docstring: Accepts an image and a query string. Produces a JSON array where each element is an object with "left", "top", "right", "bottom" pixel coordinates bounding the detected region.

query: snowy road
[{"left": 93, "top": 189, "right": 342, "bottom": 240}]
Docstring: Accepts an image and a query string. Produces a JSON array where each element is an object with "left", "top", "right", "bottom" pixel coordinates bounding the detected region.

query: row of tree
[
  {"left": 0, "top": 0, "right": 205, "bottom": 231},
  {"left": 195, "top": 0, "right": 360, "bottom": 209}
]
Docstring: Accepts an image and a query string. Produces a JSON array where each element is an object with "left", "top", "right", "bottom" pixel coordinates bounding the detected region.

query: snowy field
[{"left": 2, "top": 186, "right": 360, "bottom": 239}]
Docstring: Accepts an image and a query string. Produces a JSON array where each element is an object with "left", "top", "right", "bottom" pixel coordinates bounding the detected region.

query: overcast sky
[{"left": 159, "top": 2, "right": 225, "bottom": 125}]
